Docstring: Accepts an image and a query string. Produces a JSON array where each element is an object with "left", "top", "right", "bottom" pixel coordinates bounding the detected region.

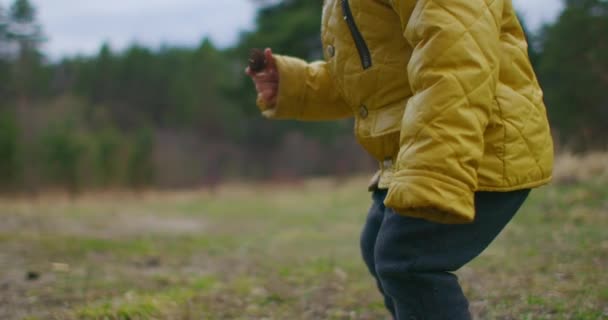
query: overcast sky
[{"left": 1, "top": 0, "right": 563, "bottom": 59}]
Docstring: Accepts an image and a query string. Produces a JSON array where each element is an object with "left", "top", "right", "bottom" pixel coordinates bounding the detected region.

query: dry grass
[
  {"left": 552, "top": 151, "right": 608, "bottom": 184},
  {"left": 0, "top": 155, "right": 607, "bottom": 319}
]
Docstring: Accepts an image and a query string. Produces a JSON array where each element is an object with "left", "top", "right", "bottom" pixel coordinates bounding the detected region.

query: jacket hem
[
  {"left": 477, "top": 176, "right": 552, "bottom": 192},
  {"left": 384, "top": 172, "right": 475, "bottom": 224}
]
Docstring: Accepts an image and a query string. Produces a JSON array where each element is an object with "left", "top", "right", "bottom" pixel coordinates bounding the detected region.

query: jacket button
[
  {"left": 359, "top": 105, "right": 368, "bottom": 118},
  {"left": 326, "top": 45, "right": 335, "bottom": 58}
]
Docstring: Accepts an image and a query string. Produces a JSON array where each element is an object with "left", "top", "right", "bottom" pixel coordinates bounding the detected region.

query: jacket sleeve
[
  {"left": 257, "top": 55, "right": 352, "bottom": 121},
  {"left": 385, "top": 0, "right": 501, "bottom": 223}
]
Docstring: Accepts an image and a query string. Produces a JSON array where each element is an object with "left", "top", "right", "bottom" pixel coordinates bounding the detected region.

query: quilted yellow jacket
[{"left": 256, "top": 0, "right": 554, "bottom": 223}]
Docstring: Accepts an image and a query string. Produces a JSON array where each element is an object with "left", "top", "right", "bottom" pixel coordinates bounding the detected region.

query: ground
[{"left": 0, "top": 154, "right": 607, "bottom": 319}]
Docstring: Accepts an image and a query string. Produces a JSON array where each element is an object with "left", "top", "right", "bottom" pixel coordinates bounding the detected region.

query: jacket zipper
[{"left": 341, "top": 0, "right": 372, "bottom": 70}]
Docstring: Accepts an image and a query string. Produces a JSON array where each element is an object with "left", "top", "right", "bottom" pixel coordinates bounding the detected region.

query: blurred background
[
  {"left": 0, "top": 0, "right": 605, "bottom": 193},
  {"left": 1, "top": 1, "right": 607, "bottom": 319}
]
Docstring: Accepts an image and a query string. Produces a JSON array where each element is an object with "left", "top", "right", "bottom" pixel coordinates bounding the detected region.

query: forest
[{"left": 0, "top": 0, "right": 607, "bottom": 192}]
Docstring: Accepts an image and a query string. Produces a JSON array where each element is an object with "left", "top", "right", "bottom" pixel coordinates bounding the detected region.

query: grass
[{"left": 1, "top": 155, "right": 607, "bottom": 319}]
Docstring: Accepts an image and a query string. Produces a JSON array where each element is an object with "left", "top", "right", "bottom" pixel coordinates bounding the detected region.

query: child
[{"left": 246, "top": 0, "right": 553, "bottom": 319}]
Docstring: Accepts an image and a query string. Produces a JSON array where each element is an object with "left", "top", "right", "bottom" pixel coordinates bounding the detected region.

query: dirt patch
[
  {"left": 108, "top": 215, "right": 205, "bottom": 234},
  {"left": 84, "top": 213, "right": 207, "bottom": 238},
  {"left": 0, "top": 211, "right": 206, "bottom": 239}
]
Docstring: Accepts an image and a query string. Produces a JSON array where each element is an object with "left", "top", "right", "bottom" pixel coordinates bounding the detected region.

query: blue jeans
[{"left": 360, "top": 188, "right": 530, "bottom": 320}]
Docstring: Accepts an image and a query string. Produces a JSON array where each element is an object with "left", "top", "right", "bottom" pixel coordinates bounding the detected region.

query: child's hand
[{"left": 245, "top": 48, "right": 279, "bottom": 107}]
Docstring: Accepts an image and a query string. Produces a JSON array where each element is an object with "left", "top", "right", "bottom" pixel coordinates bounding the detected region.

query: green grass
[{"left": 0, "top": 176, "right": 606, "bottom": 319}]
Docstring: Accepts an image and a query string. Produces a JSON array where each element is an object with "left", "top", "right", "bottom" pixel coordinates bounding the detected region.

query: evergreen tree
[
  {"left": 0, "top": 4, "right": 9, "bottom": 58},
  {"left": 7, "top": 0, "right": 47, "bottom": 102},
  {"left": 8, "top": 0, "right": 44, "bottom": 56},
  {"left": 0, "top": 4, "right": 12, "bottom": 98},
  {"left": 538, "top": 0, "right": 608, "bottom": 149}
]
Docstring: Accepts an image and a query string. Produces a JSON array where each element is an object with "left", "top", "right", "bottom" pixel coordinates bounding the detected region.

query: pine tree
[
  {"left": 0, "top": 4, "right": 10, "bottom": 58},
  {"left": 7, "top": 0, "right": 46, "bottom": 106},
  {"left": 8, "top": 0, "right": 44, "bottom": 57},
  {"left": 538, "top": 0, "right": 608, "bottom": 149}
]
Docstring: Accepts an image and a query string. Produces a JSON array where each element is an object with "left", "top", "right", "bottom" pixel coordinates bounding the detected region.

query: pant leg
[
  {"left": 374, "top": 189, "right": 531, "bottom": 320},
  {"left": 360, "top": 190, "right": 396, "bottom": 318}
]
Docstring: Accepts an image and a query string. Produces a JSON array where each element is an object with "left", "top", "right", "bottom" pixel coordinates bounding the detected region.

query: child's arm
[
  {"left": 247, "top": 48, "right": 352, "bottom": 121},
  {"left": 385, "top": 0, "right": 501, "bottom": 223}
]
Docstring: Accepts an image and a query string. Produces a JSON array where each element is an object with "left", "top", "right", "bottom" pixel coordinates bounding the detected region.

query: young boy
[{"left": 246, "top": 0, "right": 553, "bottom": 319}]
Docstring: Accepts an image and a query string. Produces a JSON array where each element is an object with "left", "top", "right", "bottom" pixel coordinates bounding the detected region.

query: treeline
[{"left": 0, "top": 0, "right": 606, "bottom": 192}]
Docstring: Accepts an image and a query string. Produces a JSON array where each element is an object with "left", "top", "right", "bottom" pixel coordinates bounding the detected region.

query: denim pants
[{"left": 360, "top": 188, "right": 530, "bottom": 320}]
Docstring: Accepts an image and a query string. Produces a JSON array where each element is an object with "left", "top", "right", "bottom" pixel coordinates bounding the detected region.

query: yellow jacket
[{"left": 257, "top": 0, "right": 554, "bottom": 223}]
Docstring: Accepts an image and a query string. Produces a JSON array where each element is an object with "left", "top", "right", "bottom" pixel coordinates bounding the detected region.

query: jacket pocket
[
  {"left": 355, "top": 103, "right": 404, "bottom": 160},
  {"left": 372, "top": 103, "right": 404, "bottom": 137},
  {"left": 356, "top": 103, "right": 404, "bottom": 138},
  {"left": 341, "top": 0, "right": 372, "bottom": 70}
]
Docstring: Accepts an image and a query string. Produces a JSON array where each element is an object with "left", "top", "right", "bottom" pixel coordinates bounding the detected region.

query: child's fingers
[
  {"left": 264, "top": 48, "right": 277, "bottom": 72},
  {"left": 254, "top": 75, "right": 276, "bottom": 85},
  {"left": 253, "top": 72, "right": 279, "bottom": 84},
  {"left": 255, "top": 82, "right": 278, "bottom": 95},
  {"left": 246, "top": 67, "right": 276, "bottom": 80},
  {"left": 261, "top": 93, "right": 277, "bottom": 105},
  {"left": 259, "top": 85, "right": 278, "bottom": 102}
]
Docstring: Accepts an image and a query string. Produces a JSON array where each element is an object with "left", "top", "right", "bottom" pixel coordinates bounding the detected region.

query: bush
[
  {"left": 127, "top": 127, "right": 155, "bottom": 188},
  {"left": 94, "top": 126, "right": 122, "bottom": 187},
  {"left": 39, "top": 120, "right": 85, "bottom": 193}
]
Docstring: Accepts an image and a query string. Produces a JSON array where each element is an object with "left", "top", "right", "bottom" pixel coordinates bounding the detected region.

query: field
[{"left": 1, "top": 153, "right": 607, "bottom": 319}]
